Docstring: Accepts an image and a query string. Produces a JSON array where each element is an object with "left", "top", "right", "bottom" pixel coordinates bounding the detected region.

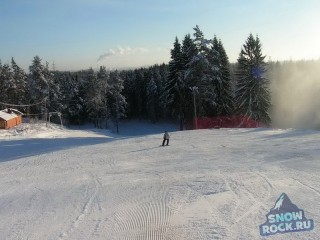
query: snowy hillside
[{"left": 0, "top": 122, "right": 319, "bottom": 239}]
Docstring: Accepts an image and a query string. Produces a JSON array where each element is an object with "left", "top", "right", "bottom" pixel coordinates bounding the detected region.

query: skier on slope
[{"left": 162, "top": 131, "right": 170, "bottom": 146}]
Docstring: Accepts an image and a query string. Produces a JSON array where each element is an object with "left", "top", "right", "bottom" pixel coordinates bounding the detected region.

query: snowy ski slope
[{"left": 0, "top": 122, "right": 319, "bottom": 239}]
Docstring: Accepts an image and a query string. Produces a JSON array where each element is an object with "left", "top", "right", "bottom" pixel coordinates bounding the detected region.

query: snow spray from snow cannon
[{"left": 259, "top": 193, "right": 314, "bottom": 236}]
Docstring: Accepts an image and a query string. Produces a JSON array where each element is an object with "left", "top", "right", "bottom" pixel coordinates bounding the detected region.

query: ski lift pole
[
  {"left": 45, "top": 97, "right": 48, "bottom": 127},
  {"left": 58, "top": 112, "right": 63, "bottom": 127},
  {"left": 190, "top": 86, "right": 198, "bottom": 129}
]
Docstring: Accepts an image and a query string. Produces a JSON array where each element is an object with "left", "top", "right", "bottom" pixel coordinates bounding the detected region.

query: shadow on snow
[{"left": 0, "top": 136, "right": 123, "bottom": 163}]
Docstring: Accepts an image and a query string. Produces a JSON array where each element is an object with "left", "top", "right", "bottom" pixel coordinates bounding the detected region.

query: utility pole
[
  {"left": 45, "top": 98, "right": 48, "bottom": 127},
  {"left": 116, "top": 96, "right": 119, "bottom": 134},
  {"left": 104, "top": 77, "right": 108, "bottom": 129},
  {"left": 190, "top": 86, "right": 198, "bottom": 129},
  {"left": 46, "top": 74, "right": 50, "bottom": 127}
]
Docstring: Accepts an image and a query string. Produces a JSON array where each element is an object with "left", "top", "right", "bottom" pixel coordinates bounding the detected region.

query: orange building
[{"left": 0, "top": 109, "right": 23, "bottom": 129}]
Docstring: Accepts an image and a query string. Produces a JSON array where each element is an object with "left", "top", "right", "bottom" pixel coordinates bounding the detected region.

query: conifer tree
[
  {"left": 63, "top": 72, "right": 87, "bottom": 124},
  {"left": 156, "top": 64, "right": 169, "bottom": 119},
  {"left": 166, "top": 37, "right": 186, "bottom": 129},
  {"left": 146, "top": 77, "right": 158, "bottom": 122},
  {"left": 186, "top": 26, "right": 219, "bottom": 117},
  {"left": 95, "top": 66, "right": 110, "bottom": 128},
  {"left": 180, "top": 34, "right": 197, "bottom": 120},
  {"left": 122, "top": 70, "right": 137, "bottom": 118},
  {"left": 235, "top": 34, "right": 271, "bottom": 125},
  {"left": 0, "top": 64, "right": 14, "bottom": 103},
  {"left": 133, "top": 69, "right": 146, "bottom": 119},
  {"left": 181, "top": 34, "right": 195, "bottom": 72},
  {"left": 43, "top": 61, "right": 62, "bottom": 114},
  {"left": 84, "top": 68, "right": 104, "bottom": 127},
  {"left": 54, "top": 72, "right": 71, "bottom": 119},
  {"left": 109, "top": 71, "right": 126, "bottom": 133},
  {"left": 28, "top": 56, "right": 49, "bottom": 114},
  {"left": 11, "top": 58, "right": 28, "bottom": 105},
  {"left": 212, "top": 37, "right": 234, "bottom": 115}
]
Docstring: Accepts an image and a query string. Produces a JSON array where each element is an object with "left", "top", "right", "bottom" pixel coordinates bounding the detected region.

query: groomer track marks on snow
[
  {"left": 1, "top": 124, "right": 320, "bottom": 239},
  {"left": 59, "top": 177, "right": 101, "bottom": 240}
]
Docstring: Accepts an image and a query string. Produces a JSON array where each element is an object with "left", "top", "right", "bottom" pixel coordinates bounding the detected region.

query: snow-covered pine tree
[
  {"left": 235, "top": 34, "right": 271, "bottom": 125},
  {"left": 186, "top": 26, "right": 219, "bottom": 117},
  {"left": 28, "top": 56, "right": 50, "bottom": 114},
  {"left": 97, "top": 66, "right": 110, "bottom": 128},
  {"left": 180, "top": 34, "right": 197, "bottom": 120},
  {"left": 212, "top": 37, "right": 234, "bottom": 115},
  {"left": 0, "top": 63, "right": 14, "bottom": 104},
  {"left": 133, "top": 69, "right": 146, "bottom": 119},
  {"left": 84, "top": 68, "right": 104, "bottom": 128},
  {"left": 120, "top": 64, "right": 168, "bottom": 122},
  {"left": 156, "top": 64, "right": 169, "bottom": 119},
  {"left": 49, "top": 77, "right": 63, "bottom": 115},
  {"left": 108, "top": 70, "right": 126, "bottom": 133},
  {"left": 181, "top": 34, "right": 195, "bottom": 70},
  {"left": 121, "top": 70, "right": 137, "bottom": 118},
  {"left": 146, "top": 76, "right": 158, "bottom": 122},
  {"left": 64, "top": 72, "right": 87, "bottom": 125},
  {"left": 43, "top": 61, "right": 63, "bottom": 116},
  {"left": 54, "top": 72, "right": 71, "bottom": 120},
  {"left": 11, "top": 58, "right": 28, "bottom": 105},
  {"left": 165, "top": 37, "right": 186, "bottom": 130}
]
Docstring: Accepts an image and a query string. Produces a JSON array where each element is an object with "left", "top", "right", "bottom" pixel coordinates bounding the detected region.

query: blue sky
[{"left": 1, "top": 0, "right": 320, "bottom": 71}]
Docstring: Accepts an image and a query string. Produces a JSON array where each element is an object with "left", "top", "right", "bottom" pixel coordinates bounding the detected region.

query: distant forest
[{"left": 1, "top": 26, "right": 319, "bottom": 130}]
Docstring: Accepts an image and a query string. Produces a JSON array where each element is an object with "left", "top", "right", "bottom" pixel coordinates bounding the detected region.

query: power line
[{"left": 0, "top": 99, "right": 46, "bottom": 107}]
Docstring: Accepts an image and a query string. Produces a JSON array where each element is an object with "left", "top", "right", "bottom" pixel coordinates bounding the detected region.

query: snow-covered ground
[{"left": 0, "top": 122, "right": 319, "bottom": 239}]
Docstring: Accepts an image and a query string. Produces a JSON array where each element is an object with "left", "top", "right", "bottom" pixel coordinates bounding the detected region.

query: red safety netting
[{"left": 188, "top": 116, "right": 264, "bottom": 129}]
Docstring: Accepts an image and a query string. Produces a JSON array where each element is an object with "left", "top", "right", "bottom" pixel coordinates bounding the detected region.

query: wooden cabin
[{"left": 0, "top": 109, "right": 23, "bottom": 129}]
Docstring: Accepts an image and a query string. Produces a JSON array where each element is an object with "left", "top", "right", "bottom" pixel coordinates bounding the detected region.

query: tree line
[{"left": 1, "top": 26, "right": 272, "bottom": 130}]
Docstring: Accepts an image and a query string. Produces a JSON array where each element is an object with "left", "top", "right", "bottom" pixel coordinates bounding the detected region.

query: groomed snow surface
[{"left": 0, "top": 121, "right": 319, "bottom": 240}]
